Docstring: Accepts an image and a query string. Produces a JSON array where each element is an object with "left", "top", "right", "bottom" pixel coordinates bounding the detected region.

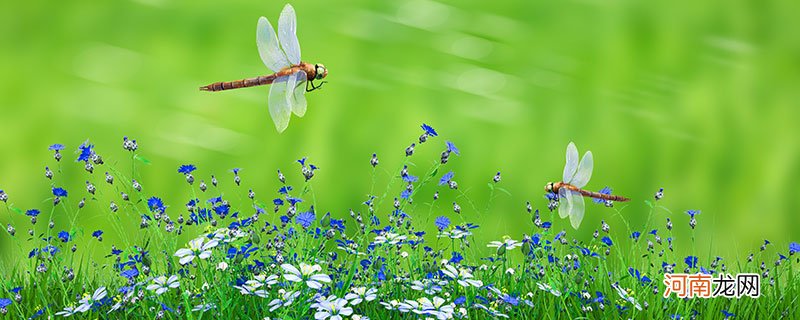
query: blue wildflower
[
  {"left": 76, "top": 140, "right": 94, "bottom": 162},
  {"left": 273, "top": 198, "right": 284, "bottom": 206},
  {"left": 454, "top": 296, "right": 466, "bottom": 305},
  {"left": 685, "top": 256, "right": 699, "bottom": 268},
  {"left": 120, "top": 268, "right": 139, "bottom": 279},
  {"left": 400, "top": 189, "right": 412, "bottom": 199},
  {"left": 541, "top": 221, "right": 552, "bottom": 229},
  {"left": 52, "top": 187, "right": 68, "bottom": 198},
  {"left": 686, "top": 210, "right": 701, "bottom": 218},
  {"left": 25, "top": 209, "right": 41, "bottom": 217},
  {"left": 231, "top": 168, "right": 241, "bottom": 174},
  {"left": 279, "top": 186, "right": 293, "bottom": 194},
  {"left": 286, "top": 197, "right": 303, "bottom": 205},
  {"left": 297, "top": 157, "right": 307, "bottom": 166},
  {"left": 630, "top": 231, "right": 641, "bottom": 240},
  {"left": 421, "top": 123, "right": 438, "bottom": 136},
  {"left": 545, "top": 192, "right": 558, "bottom": 201},
  {"left": 593, "top": 187, "right": 612, "bottom": 204},
  {"left": 628, "top": 267, "right": 652, "bottom": 285},
  {"left": 439, "top": 171, "right": 454, "bottom": 185},
  {"left": 434, "top": 216, "right": 451, "bottom": 231},
  {"left": 722, "top": 310, "right": 735, "bottom": 319},
  {"left": 48, "top": 144, "right": 65, "bottom": 151},
  {"left": 0, "top": 298, "right": 12, "bottom": 309},
  {"left": 178, "top": 164, "right": 196, "bottom": 174},
  {"left": 601, "top": 236, "right": 613, "bottom": 246},
  {"left": 57, "top": 231, "right": 71, "bottom": 242},
  {"left": 790, "top": 242, "right": 800, "bottom": 255},
  {"left": 450, "top": 252, "right": 463, "bottom": 264},
  {"left": 403, "top": 175, "right": 418, "bottom": 183},
  {"left": 296, "top": 211, "right": 316, "bottom": 228},
  {"left": 92, "top": 230, "right": 103, "bottom": 239},
  {"left": 502, "top": 294, "right": 519, "bottom": 306},
  {"left": 147, "top": 197, "right": 166, "bottom": 213},
  {"left": 445, "top": 141, "right": 460, "bottom": 155}
]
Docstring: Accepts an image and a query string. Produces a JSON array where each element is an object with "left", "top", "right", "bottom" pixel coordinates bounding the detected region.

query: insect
[
  {"left": 200, "top": 4, "right": 328, "bottom": 133},
  {"left": 545, "top": 142, "right": 629, "bottom": 229}
]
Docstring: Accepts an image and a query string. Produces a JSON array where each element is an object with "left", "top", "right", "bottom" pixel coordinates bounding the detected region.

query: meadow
[{"left": 0, "top": 125, "right": 797, "bottom": 319}]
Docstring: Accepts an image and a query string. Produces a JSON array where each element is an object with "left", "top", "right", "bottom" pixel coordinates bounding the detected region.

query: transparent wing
[
  {"left": 268, "top": 75, "right": 292, "bottom": 133},
  {"left": 558, "top": 187, "right": 571, "bottom": 219},
  {"left": 257, "top": 16, "right": 291, "bottom": 73},
  {"left": 567, "top": 190, "right": 585, "bottom": 229},
  {"left": 287, "top": 70, "right": 308, "bottom": 117},
  {"left": 563, "top": 142, "right": 579, "bottom": 182},
  {"left": 570, "top": 151, "right": 593, "bottom": 188},
  {"left": 278, "top": 4, "right": 301, "bottom": 65}
]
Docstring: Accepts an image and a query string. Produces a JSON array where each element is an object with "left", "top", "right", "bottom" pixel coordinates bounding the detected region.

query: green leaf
[
  {"left": 645, "top": 200, "right": 654, "bottom": 208},
  {"left": 134, "top": 154, "right": 151, "bottom": 165},
  {"left": 429, "top": 168, "right": 438, "bottom": 177},
  {"left": 11, "top": 206, "right": 23, "bottom": 215},
  {"left": 487, "top": 183, "right": 495, "bottom": 191}
]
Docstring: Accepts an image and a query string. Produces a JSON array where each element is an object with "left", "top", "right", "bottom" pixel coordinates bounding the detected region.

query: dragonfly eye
[{"left": 314, "top": 64, "right": 327, "bottom": 80}]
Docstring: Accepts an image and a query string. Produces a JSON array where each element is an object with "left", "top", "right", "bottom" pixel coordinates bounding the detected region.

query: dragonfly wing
[
  {"left": 268, "top": 75, "right": 292, "bottom": 132},
  {"left": 278, "top": 4, "right": 301, "bottom": 65},
  {"left": 563, "top": 142, "right": 579, "bottom": 182},
  {"left": 558, "top": 187, "right": 571, "bottom": 219},
  {"left": 568, "top": 190, "right": 585, "bottom": 229},
  {"left": 286, "top": 70, "right": 308, "bottom": 117},
  {"left": 257, "top": 16, "right": 291, "bottom": 73},
  {"left": 570, "top": 151, "right": 593, "bottom": 188}
]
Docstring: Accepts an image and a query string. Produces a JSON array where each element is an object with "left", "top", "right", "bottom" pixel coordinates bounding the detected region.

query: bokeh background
[{"left": 1, "top": 0, "right": 798, "bottom": 260}]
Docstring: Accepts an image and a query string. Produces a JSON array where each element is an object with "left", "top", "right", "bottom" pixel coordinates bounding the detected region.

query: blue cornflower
[
  {"left": 685, "top": 256, "right": 699, "bottom": 268},
  {"left": 147, "top": 197, "right": 166, "bottom": 213},
  {"left": 628, "top": 267, "right": 652, "bottom": 285},
  {"left": 297, "top": 157, "right": 307, "bottom": 166},
  {"left": 52, "top": 187, "right": 68, "bottom": 198},
  {"left": 400, "top": 189, "right": 412, "bottom": 199},
  {"left": 273, "top": 198, "right": 284, "bottom": 206},
  {"left": 25, "top": 209, "right": 41, "bottom": 217},
  {"left": 279, "top": 186, "right": 293, "bottom": 194},
  {"left": 296, "top": 211, "right": 316, "bottom": 228},
  {"left": 48, "top": 144, "right": 65, "bottom": 151},
  {"left": 502, "top": 294, "right": 519, "bottom": 306},
  {"left": 686, "top": 210, "right": 701, "bottom": 218},
  {"left": 630, "top": 231, "right": 641, "bottom": 240},
  {"left": 214, "top": 204, "right": 230, "bottom": 216},
  {"left": 403, "top": 175, "right": 418, "bottom": 183},
  {"left": 92, "top": 230, "right": 103, "bottom": 239},
  {"left": 0, "top": 298, "right": 12, "bottom": 309},
  {"left": 286, "top": 197, "right": 303, "bottom": 205},
  {"left": 554, "top": 231, "right": 566, "bottom": 240},
  {"left": 445, "top": 141, "right": 460, "bottom": 155},
  {"left": 231, "top": 168, "right": 241, "bottom": 174},
  {"left": 601, "top": 236, "right": 613, "bottom": 246},
  {"left": 450, "top": 251, "right": 463, "bottom": 264},
  {"left": 439, "top": 171, "right": 454, "bottom": 185},
  {"left": 541, "top": 221, "right": 552, "bottom": 229},
  {"left": 421, "top": 123, "right": 438, "bottom": 136},
  {"left": 9, "top": 287, "right": 21, "bottom": 294},
  {"left": 790, "top": 242, "right": 800, "bottom": 255},
  {"left": 545, "top": 192, "right": 559, "bottom": 201},
  {"left": 120, "top": 268, "right": 139, "bottom": 279},
  {"left": 722, "top": 310, "right": 735, "bottom": 319},
  {"left": 76, "top": 140, "right": 94, "bottom": 162},
  {"left": 593, "top": 187, "right": 612, "bottom": 204},
  {"left": 649, "top": 229, "right": 658, "bottom": 235},
  {"left": 57, "top": 231, "right": 71, "bottom": 242},
  {"left": 178, "top": 164, "right": 196, "bottom": 174},
  {"left": 435, "top": 216, "right": 450, "bottom": 231},
  {"left": 454, "top": 296, "right": 466, "bottom": 305}
]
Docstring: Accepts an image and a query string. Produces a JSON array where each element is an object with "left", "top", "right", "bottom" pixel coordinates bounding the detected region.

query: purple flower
[
  {"left": 445, "top": 141, "right": 460, "bottom": 155},
  {"left": 52, "top": 187, "right": 68, "bottom": 198},
  {"left": 435, "top": 216, "right": 450, "bottom": 231},
  {"left": 178, "top": 164, "right": 197, "bottom": 174},
  {"left": 439, "top": 171, "right": 454, "bottom": 185},
  {"left": 296, "top": 211, "right": 316, "bottom": 228},
  {"left": 421, "top": 123, "right": 438, "bottom": 136}
]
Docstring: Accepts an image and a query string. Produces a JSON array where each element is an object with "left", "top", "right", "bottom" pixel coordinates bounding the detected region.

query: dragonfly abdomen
[
  {"left": 200, "top": 74, "right": 277, "bottom": 92},
  {"left": 578, "top": 189, "right": 631, "bottom": 202}
]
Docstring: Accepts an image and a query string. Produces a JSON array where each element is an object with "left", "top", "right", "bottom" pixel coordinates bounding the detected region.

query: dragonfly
[
  {"left": 200, "top": 4, "right": 328, "bottom": 133},
  {"left": 545, "top": 142, "right": 630, "bottom": 229}
]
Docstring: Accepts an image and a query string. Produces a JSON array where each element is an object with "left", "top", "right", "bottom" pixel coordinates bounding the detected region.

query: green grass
[{"left": 0, "top": 129, "right": 798, "bottom": 319}]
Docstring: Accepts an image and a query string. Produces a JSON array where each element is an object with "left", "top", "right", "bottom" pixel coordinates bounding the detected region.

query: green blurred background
[{"left": 1, "top": 0, "right": 798, "bottom": 259}]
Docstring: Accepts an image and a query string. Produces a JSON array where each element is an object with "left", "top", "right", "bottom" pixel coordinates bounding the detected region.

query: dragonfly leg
[{"left": 306, "top": 80, "right": 328, "bottom": 92}]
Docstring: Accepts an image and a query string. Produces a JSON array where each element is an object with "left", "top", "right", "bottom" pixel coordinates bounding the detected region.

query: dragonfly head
[
  {"left": 545, "top": 182, "right": 554, "bottom": 193},
  {"left": 314, "top": 64, "right": 328, "bottom": 80}
]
